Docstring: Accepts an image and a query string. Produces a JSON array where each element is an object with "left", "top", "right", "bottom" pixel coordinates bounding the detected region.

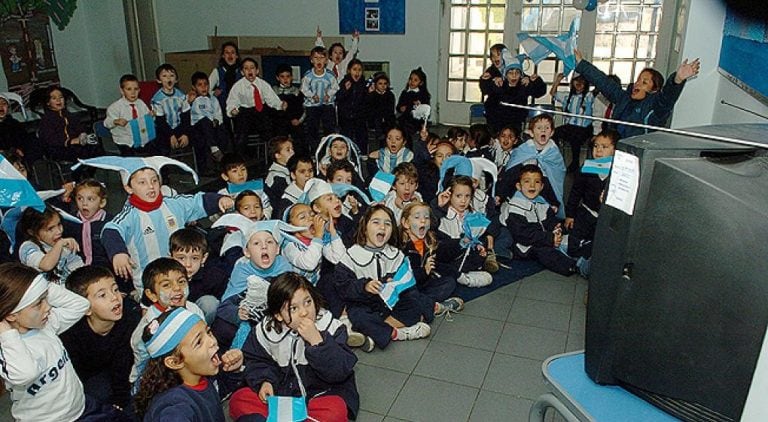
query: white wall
[
  {"left": 153, "top": 0, "right": 440, "bottom": 114},
  {"left": 50, "top": 0, "right": 130, "bottom": 107}
]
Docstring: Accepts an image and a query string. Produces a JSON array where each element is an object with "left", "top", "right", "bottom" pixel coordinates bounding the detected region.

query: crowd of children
[{"left": 0, "top": 31, "right": 701, "bottom": 421}]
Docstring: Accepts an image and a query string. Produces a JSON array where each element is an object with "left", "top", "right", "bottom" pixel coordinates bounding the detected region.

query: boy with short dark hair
[
  {"left": 500, "top": 165, "right": 586, "bottom": 277},
  {"left": 61, "top": 266, "right": 140, "bottom": 411},
  {"left": 152, "top": 63, "right": 191, "bottom": 154},
  {"left": 301, "top": 47, "right": 339, "bottom": 151},
  {"left": 265, "top": 136, "right": 294, "bottom": 206},
  {"left": 128, "top": 257, "right": 205, "bottom": 385},
  {"left": 218, "top": 153, "right": 273, "bottom": 219},
  {"left": 169, "top": 228, "right": 234, "bottom": 324},
  {"left": 275, "top": 154, "right": 314, "bottom": 218},
  {"left": 188, "top": 70, "right": 228, "bottom": 172},
  {"left": 105, "top": 74, "right": 170, "bottom": 156},
  {"left": 383, "top": 162, "right": 422, "bottom": 222},
  {"left": 271, "top": 64, "right": 305, "bottom": 152}
]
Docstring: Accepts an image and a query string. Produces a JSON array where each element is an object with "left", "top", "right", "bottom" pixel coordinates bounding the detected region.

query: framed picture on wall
[
  {"left": 339, "top": 0, "right": 405, "bottom": 34},
  {"left": 365, "top": 8, "right": 380, "bottom": 32}
]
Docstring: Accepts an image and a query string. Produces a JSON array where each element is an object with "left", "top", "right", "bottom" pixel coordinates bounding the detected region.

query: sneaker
[
  {"left": 360, "top": 336, "right": 375, "bottom": 353},
  {"left": 483, "top": 249, "right": 500, "bottom": 273},
  {"left": 458, "top": 271, "right": 493, "bottom": 287},
  {"left": 576, "top": 257, "right": 591, "bottom": 279},
  {"left": 435, "top": 297, "right": 465, "bottom": 317},
  {"left": 347, "top": 330, "right": 367, "bottom": 348},
  {"left": 395, "top": 322, "right": 431, "bottom": 341}
]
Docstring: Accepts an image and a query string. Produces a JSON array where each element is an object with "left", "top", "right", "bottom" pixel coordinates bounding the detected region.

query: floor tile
[
  {"left": 493, "top": 279, "right": 521, "bottom": 297},
  {"left": 507, "top": 297, "right": 571, "bottom": 332},
  {"left": 355, "top": 338, "right": 428, "bottom": 373},
  {"left": 482, "top": 353, "right": 548, "bottom": 400},
  {"left": 517, "top": 276, "right": 576, "bottom": 304},
  {"left": 574, "top": 281, "right": 588, "bottom": 305},
  {"left": 469, "top": 390, "right": 534, "bottom": 422},
  {"left": 569, "top": 304, "right": 586, "bottom": 334},
  {"left": 414, "top": 342, "right": 494, "bottom": 388},
  {"left": 356, "top": 410, "right": 386, "bottom": 422},
  {"left": 355, "top": 364, "right": 409, "bottom": 415},
  {"left": 461, "top": 290, "right": 514, "bottom": 321},
  {"left": 497, "top": 323, "right": 568, "bottom": 360},
  {"left": 432, "top": 314, "right": 504, "bottom": 351},
  {"left": 566, "top": 332, "right": 585, "bottom": 352},
  {"left": 389, "top": 375, "right": 479, "bottom": 422}
]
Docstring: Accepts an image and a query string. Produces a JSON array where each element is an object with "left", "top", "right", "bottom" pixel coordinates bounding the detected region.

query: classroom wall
[
  {"left": 153, "top": 0, "right": 440, "bottom": 113},
  {"left": 670, "top": 0, "right": 768, "bottom": 128}
]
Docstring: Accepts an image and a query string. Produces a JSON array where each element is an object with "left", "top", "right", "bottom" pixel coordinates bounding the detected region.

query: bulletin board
[
  {"left": 339, "top": 0, "right": 405, "bottom": 34},
  {"left": 718, "top": 7, "right": 768, "bottom": 105}
]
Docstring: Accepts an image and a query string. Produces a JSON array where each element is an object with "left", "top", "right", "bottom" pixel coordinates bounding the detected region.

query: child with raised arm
[
  {"left": 105, "top": 74, "right": 169, "bottom": 156},
  {"left": 479, "top": 43, "right": 508, "bottom": 133},
  {"left": 0, "top": 262, "right": 117, "bottom": 422},
  {"left": 74, "top": 156, "right": 234, "bottom": 297},
  {"left": 302, "top": 46, "right": 340, "bottom": 151},
  {"left": 61, "top": 266, "right": 140, "bottom": 413},
  {"left": 18, "top": 205, "right": 84, "bottom": 284},
  {"left": 550, "top": 72, "right": 594, "bottom": 172},
  {"left": 574, "top": 49, "right": 700, "bottom": 138},
  {"left": 315, "top": 26, "right": 361, "bottom": 82},
  {"left": 229, "top": 273, "right": 360, "bottom": 421}
]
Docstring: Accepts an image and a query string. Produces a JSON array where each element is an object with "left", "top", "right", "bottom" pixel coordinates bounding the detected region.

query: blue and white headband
[
  {"left": 12, "top": 273, "right": 48, "bottom": 313},
  {"left": 145, "top": 307, "right": 203, "bottom": 358}
]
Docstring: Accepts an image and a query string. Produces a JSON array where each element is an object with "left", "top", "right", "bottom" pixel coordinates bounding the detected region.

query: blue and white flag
[
  {"left": 0, "top": 155, "right": 45, "bottom": 211},
  {"left": 379, "top": 260, "right": 417, "bottom": 310},
  {"left": 518, "top": 18, "right": 579, "bottom": 75},
  {"left": 581, "top": 156, "right": 613, "bottom": 179},
  {"left": 331, "top": 183, "right": 372, "bottom": 204},
  {"left": 462, "top": 212, "right": 491, "bottom": 248},
  {"left": 228, "top": 179, "right": 264, "bottom": 195},
  {"left": 129, "top": 114, "right": 156, "bottom": 148},
  {"left": 369, "top": 171, "right": 395, "bottom": 202},
  {"left": 267, "top": 396, "right": 308, "bottom": 422}
]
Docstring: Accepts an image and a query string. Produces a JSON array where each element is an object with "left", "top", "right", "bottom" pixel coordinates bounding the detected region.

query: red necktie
[
  {"left": 333, "top": 65, "right": 339, "bottom": 78},
  {"left": 605, "top": 104, "right": 613, "bottom": 119},
  {"left": 130, "top": 103, "right": 138, "bottom": 119},
  {"left": 252, "top": 84, "right": 263, "bottom": 112}
]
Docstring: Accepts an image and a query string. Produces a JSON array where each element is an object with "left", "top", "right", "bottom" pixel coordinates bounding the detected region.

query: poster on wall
[
  {"left": 718, "top": 7, "right": 768, "bottom": 105},
  {"left": 339, "top": 0, "right": 405, "bottom": 34},
  {"left": 0, "top": 10, "right": 60, "bottom": 102}
]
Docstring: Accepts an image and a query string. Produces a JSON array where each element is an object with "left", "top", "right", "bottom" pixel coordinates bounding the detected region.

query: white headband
[{"left": 11, "top": 274, "right": 49, "bottom": 313}]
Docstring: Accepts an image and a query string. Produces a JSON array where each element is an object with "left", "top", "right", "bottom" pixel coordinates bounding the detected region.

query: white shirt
[
  {"left": 226, "top": 77, "right": 283, "bottom": 117},
  {"left": 104, "top": 97, "right": 152, "bottom": 147},
  {"left": 0, "top": 284, "right": 90, "bottom": 422}
]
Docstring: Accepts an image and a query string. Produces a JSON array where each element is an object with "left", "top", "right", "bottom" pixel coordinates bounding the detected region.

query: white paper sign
[{"left": 605, "top": 150, "right": 640, "bottom": 215}]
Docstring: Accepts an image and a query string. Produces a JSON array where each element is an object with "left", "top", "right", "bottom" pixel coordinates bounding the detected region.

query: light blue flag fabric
[
  {"left": 369, "top": 171, "right": 395, "bottom": 202},
  {"left": 437, "top": 155, "right": 473, "bottom": 193},
  {"left": 518, "top": 18, "right": 580, "bottom": 75},
  {"left": 0, "top": 154, "right": 45, "bottom": 211},
  {"left": 73, "top": 156, "right": 199, "bottom": 185},
  {"left": 581, "top": 156, "right": 613, "bottom": 178},
  {"left": 462, "top": 212, "right": 491, "bottom": 248},
  {"left": 228, "top": 179, "right": 264, "bottom": 195},
  {"left": 267, "top": 396, "right": 308, "bottom": 422},
  {"left": 331, "top": 183, "right": 372, "bottom": 205},
  {"left": 506, "top": 140, "right": 566, "bottom": 219},
  {"left": 378, "top": 260, "right": 417, "bottom": 310},
  {"left": 129, "top": 114, "right": 156, "bottom": 148}
]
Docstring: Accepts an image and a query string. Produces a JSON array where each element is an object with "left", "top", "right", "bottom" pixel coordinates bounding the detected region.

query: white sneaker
[
  {"left": 395, "top": 322, "right": 431, "bottom": 341},
  {"left": 457, "top": 271, "right": 493, "bottom": 287}
]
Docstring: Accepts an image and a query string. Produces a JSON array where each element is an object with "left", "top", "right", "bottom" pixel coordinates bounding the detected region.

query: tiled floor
[{"left": 352, "top": 269, "right": 588, "bottom": 422}]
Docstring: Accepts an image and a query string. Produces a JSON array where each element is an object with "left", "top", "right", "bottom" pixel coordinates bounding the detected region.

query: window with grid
[
  {"left": 592, "top": 0, "right": 663, "bottom": 87},
  {"left": 446, "top": 0, "right": 506, "bottom": 103},
  {"left": 519, "top": 0, "right": 583, "bottom": 104}
]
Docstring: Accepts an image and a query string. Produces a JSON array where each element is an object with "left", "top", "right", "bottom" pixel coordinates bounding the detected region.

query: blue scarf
[
  {"left": 222, "top": 255, "right": 292, "bottom": 300},
  {"left": 506, "top": 139, "right": 566, "bottom": 218}
]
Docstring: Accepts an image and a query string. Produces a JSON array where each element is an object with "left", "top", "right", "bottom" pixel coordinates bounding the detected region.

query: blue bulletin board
[
  {"left": 339, "top": 0, "right": 405, "bottom": 34},
  {"left": 718, "top": 7, "right": 768, "bottom": 105}
]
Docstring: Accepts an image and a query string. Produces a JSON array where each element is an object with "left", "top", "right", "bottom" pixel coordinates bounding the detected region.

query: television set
[{"left": 586, "top": 124, "right": 768, "bottom": 421}]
